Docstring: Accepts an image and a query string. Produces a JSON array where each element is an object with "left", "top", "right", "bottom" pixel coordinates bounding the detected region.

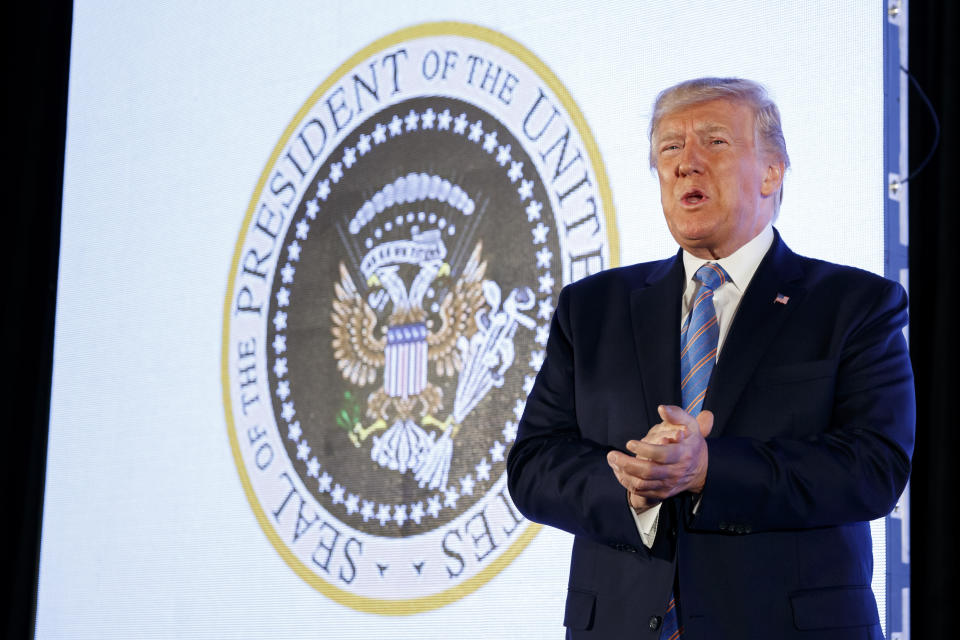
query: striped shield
[{"left": 384, "top": 322, "right": 428, "bottom": 399}]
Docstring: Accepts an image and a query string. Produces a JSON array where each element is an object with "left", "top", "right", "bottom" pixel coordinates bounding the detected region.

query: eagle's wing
[
  {"left": 331, "top": 262, "right": 385, "bottom": 386},
  {"left": 428, "top": 241, "right": 487, "bottom": 377}
]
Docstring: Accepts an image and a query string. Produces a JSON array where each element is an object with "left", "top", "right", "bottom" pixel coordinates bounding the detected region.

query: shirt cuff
[{"left": 628, "top": 495, "right": 661, "bottom": 548}]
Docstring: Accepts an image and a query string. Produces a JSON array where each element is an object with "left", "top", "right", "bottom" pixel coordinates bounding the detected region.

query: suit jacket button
[{"left": 648, "top": 616, "right": 662, "bottom": 631}]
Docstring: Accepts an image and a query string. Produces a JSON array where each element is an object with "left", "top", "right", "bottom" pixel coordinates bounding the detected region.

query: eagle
[{"left": 330, "top": 240, "right": 488, "bottom": 480}]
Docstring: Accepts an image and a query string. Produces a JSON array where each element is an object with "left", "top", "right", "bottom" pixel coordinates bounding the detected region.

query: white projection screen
[{"left": 37, "top": 2, "right": 903, "bottom": 638}]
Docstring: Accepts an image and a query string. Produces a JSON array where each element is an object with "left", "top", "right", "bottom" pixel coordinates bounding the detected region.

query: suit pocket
[
  {"left": 737, "top": 360, "right": 837, "bottom": 438},
  {"left": 754, "top": 359, "right": 836, "bottom": 386},
  {"left": 563, "top": 588, "right": 596, "bottom": 630},
  {"left": 790, "top": 586, "right": 880, "bottom": 630}
]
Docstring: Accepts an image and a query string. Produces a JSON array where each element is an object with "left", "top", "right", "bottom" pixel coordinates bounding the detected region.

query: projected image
[
  {"left": 37, "top": 2, "right": 902, "bottom": 639},
  {"left": 223, "top": 25, "right": 613, "bottom": 615}
]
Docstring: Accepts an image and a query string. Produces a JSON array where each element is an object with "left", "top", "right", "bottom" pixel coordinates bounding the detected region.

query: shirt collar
[{"left": 681, "top": 223, "right": 774, "bottom": 292}]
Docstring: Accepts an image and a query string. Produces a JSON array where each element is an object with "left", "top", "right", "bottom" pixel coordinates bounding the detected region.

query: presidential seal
[{"left": 222, "top": 22, "right": 616, "bottom": 614}]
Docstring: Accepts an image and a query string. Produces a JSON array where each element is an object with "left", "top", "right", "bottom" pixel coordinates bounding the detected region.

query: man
[{"left": 506, "top": 78, "right": 914, "bottom": 639}]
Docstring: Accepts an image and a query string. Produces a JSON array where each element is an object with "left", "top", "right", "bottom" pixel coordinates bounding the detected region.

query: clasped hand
[{"left": 606, "top": 405, "right": 713, "bottom": 514}]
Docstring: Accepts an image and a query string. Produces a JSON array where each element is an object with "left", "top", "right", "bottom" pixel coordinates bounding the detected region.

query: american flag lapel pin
[{"left": 774, "top": 293, "right": 789, "bottom": 305}]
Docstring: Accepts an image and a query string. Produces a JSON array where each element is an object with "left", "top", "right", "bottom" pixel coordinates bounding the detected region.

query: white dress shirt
[{"left": 630, "top": 224, "right": 775, "bottom": 547}]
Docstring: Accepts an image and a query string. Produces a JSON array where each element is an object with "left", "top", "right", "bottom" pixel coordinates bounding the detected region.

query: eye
[
  {"left": 710, "top": 138, "right": 727, "bottom": 146},
  {"left": 660, "top": 143, "right": 680, "bottom": 153}
]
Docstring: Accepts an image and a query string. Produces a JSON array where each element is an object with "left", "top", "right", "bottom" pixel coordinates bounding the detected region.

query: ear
[{"left": 760, "top": 159, "right": 785, "bottom": 197}]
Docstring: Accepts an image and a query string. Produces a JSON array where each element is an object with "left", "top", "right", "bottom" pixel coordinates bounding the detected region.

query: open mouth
[{"left": 682, "top": 189, "right": 707, "bottom": 205}]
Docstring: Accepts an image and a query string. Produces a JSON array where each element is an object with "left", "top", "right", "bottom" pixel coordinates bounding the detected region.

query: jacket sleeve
[
  {"left": 506, "top": 286, "right": 645, "bottom": 549},
  {"left": 691, "top": 276, "right": 915, "bottom": 533}
]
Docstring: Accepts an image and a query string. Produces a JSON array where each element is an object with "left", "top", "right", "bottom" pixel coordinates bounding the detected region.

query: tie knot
[{"left": 694, "top": 263, "right": 729, "bottom": 291}]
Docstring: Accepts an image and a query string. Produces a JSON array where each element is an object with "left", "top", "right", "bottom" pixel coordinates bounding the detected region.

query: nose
[{"left": 677, "top": 142, "right": 703, "bottom": 176}]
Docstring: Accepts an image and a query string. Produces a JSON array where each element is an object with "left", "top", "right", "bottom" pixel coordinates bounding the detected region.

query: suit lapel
[
  {"left": 704, "top": 231, "right": 806, "bottom": 437},
  {"left": 629, "top": 253, "right": 685, "bottom": 431}
]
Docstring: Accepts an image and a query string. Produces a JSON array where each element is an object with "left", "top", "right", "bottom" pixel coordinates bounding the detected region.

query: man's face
[{"left": 653, "top": 98, "right": 783, "bottom": 259}]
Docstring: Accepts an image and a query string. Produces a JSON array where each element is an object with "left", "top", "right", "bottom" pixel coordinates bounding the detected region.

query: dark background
[{"left": 5, "top": 2, "right": 956, "bottom": 638}]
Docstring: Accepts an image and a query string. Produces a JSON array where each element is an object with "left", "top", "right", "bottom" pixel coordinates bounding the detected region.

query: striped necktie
[
  {"left": 680, "top": 262, "right": 728, "bottom": 415},
  {"left": 661, "top": 262, "right": 729, "bottom": 639}
]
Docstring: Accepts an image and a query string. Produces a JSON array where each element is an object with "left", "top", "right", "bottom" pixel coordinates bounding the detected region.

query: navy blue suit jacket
[{"left": 506, "top": 231, "right": 914, "bottom": 639}]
